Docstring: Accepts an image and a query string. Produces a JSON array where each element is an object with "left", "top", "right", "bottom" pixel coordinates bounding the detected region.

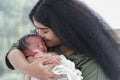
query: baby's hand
[
  {"left": 43, "top": 55, "right": 61, "bottom": 65},
  {"left": 32, "top": 49, "right": 45, "bottom": 58},
  {"left": 27, "top": 56, "right": 36, "bottom": 63},
  {"left": 34, "top": 53, "right": 44, "bottom": 58}
]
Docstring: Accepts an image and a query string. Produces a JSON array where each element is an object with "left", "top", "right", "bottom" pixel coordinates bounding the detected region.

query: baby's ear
[{"left": 23, "top": 50, "right": 30, "bottom": 57}]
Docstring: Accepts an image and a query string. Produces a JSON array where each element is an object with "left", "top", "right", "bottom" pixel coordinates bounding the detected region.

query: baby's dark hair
[{"left": 17, "top": 33, "right": 39, "bottom": 52}]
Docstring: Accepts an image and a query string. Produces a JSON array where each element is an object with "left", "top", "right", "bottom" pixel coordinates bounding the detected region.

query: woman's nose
[{"left": 38, "top": 30, "right": 45, "bottom": 38}]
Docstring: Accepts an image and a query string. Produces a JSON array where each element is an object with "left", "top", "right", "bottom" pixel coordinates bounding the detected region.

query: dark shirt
[{"left": 49, "top": 47, "right": 109, "bottom": 80}]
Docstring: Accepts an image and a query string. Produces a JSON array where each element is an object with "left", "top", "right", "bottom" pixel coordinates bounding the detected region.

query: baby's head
[{"left": 18, "top": 33, "right": 47, "bottom": 57}]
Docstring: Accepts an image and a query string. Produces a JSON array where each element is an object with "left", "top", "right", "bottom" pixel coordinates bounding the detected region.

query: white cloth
[{"left": 31, "top": 55, "right": 83, "bottom": 80}]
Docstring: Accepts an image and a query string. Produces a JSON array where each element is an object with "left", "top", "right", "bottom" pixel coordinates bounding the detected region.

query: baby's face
[{"left": 25, "top": 36, "right": 47, "bottom": 56}]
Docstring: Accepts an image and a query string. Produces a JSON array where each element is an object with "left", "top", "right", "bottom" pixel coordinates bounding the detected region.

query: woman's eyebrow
[
  {"left": 36, "top": 27, "right": 48, "bottom": 30},
  {"left": 34, "top": 24, "right": 48, "bottom": 30}
]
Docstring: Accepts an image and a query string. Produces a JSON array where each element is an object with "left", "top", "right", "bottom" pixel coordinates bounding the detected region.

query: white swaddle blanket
[{"left": 31, "top": 55, "right": 83, "bottom": 80}]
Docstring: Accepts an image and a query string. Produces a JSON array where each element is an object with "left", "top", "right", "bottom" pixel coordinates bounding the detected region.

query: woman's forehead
[{"left": 34, "top": 20, "right": 48, "bottom": 29}]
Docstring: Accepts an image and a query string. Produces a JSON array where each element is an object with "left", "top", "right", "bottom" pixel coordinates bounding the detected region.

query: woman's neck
[{"left": 60, "top": 45, "right": 74, "bottom": 56}]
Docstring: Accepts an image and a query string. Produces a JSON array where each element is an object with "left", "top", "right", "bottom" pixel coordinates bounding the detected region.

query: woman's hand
[
  {"left": 30, "top": 57, "right": 65, "bottom": 80},
  {"left": 7, "top": 49, "right": 64, "bottom": 80},
  {"left": 24, "top": 75, "right": 31, "bottom": 80}
]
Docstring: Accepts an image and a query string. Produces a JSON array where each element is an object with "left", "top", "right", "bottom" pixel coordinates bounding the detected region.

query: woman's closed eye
[
  {"left": 44, "top": 31, "right": 48, "bottom": 34},
  {"left": 42, "top": 29, "right": 49, "bottom": 34}
]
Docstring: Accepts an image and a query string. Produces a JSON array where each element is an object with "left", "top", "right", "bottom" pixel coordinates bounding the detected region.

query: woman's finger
[{"left": 49, "top": 73, "right": 67, "bottom": 79}]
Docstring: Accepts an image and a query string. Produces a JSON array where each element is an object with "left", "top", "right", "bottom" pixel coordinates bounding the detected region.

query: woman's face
[{"left": 33, "top": 20, "right": 62, "bottom": 47}]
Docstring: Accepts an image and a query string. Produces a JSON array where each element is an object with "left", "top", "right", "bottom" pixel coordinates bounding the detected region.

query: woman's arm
[
  {"left": 7, "top": 48, "right": 59, "bottom": 80},
  {"left": 7, "top": 49, "right": 30, "bottom": 72}
]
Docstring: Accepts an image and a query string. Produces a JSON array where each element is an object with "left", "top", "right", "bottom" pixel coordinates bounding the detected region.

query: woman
[{"left": 6, "top": 0, "right": 120, "bottom": 80}]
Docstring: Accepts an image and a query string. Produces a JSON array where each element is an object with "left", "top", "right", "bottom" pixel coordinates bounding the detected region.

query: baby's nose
[
  {"left": 40, "top": 45, "right": 44, "bottom": 49},
  {"left": 39, "top": 45, "right": 45, "bottom": 51}
]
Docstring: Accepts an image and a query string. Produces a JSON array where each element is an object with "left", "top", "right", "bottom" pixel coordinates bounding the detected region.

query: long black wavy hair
[{"left": 29, "top": 0, "right": 120, "bottom": 80}]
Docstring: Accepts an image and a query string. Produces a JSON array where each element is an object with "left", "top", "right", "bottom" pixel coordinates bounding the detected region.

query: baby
[{"left": 17, "top": 33, "right": 83, "bottom": 80}]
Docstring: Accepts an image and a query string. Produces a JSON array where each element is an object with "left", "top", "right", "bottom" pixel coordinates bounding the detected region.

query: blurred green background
[
  {"left": 0, "top": 0, "right": 120, "bottom": 80},
  {"left": 0, "top": 0, "right": 36, "bottom": 80}
]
